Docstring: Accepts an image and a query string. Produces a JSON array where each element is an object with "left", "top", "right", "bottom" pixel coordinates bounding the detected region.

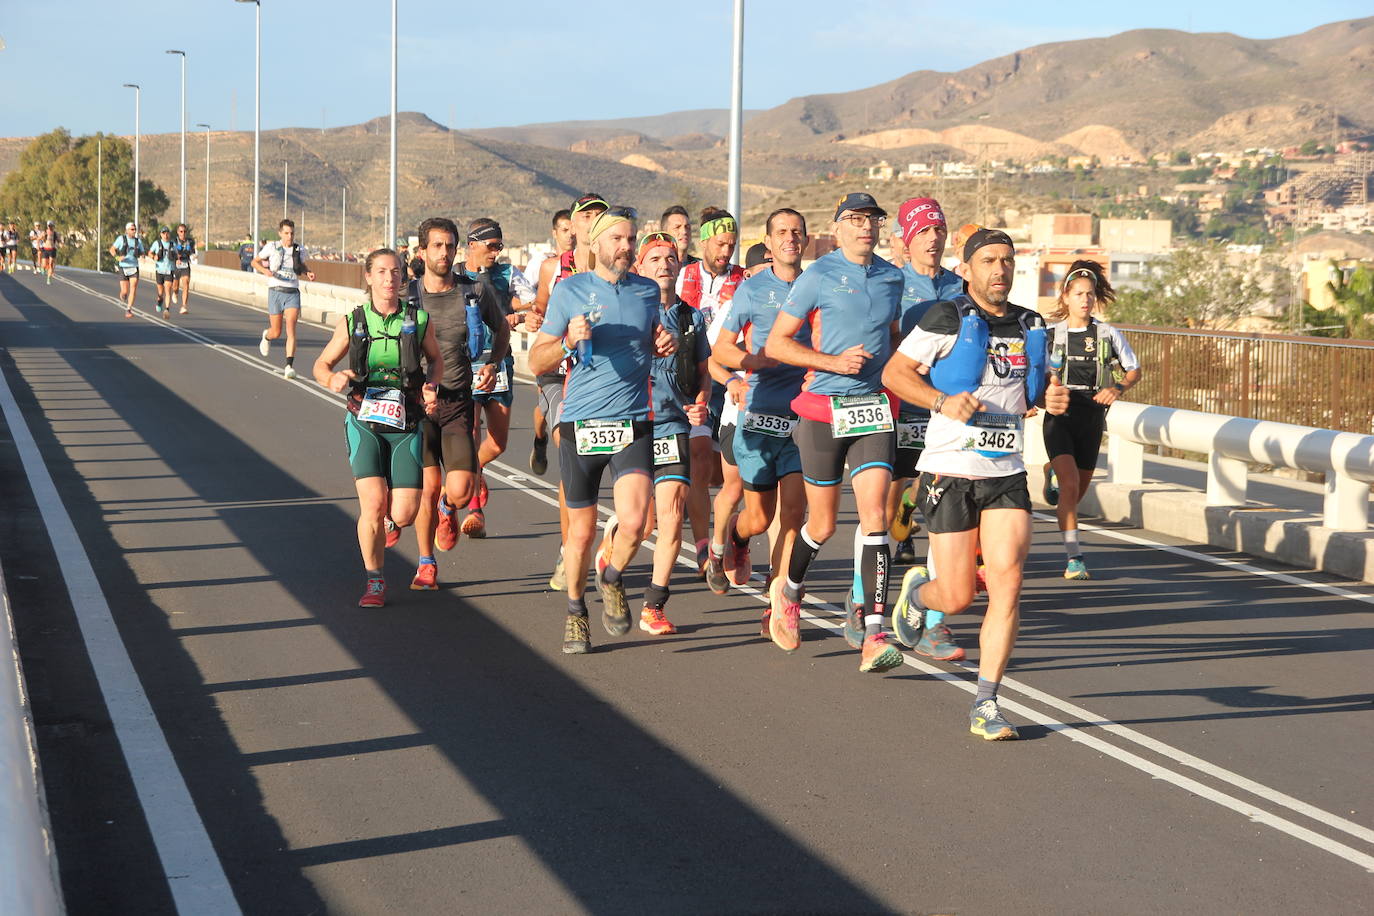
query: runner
[
  {"left": 531, "top": 193, "right": 607, "bottom": 590},
  {"left": 149, "top": 226, "right": 177, "bottom": 314},
  {"left": 404, "top": 217, "right": 509, "bottom": 590},
  {"left": 3, "top": 222, "right": 18, "bottom": 273},
  {"left": 312, "top": 247, "right": 443, "bottom": 607},
  {"left": 526, "top": 208, "right": 573, "bottom": 475},
  {"left": 676, "top": 207, "right": 746, "bottom": 576},
  {"left": 38, "top": 221, "right": 58, "bottom": 283},
  {"left": 171, "top": 223, "right": 196, "bottom": 314},
  {"left": 883, "top": 227, "right": 1069, "bottom": 739},
  {"left": 1041, "top": 259, "right": 1141, "bottom": 580},
  {"left": 625, "top": 230, "right": 710, "bottom": 635},
  {"left": 710, "top": 207, "right": 810, "bottom": 648},
  {"left": 887, "top": 198, "right": 963, "bottom": 567},
  {"left": 108, "top": 222, "right": 145, "bottom": 317},
  {"left": 456, "top": 217, "right": 536, "bottom": 538},
  {"left": 661, "top": 205, "right": 698, "bottom": 266},
  {"left": 527, "top": 206, "right": 677, "bottom": 654},
  {"left": 253, "top": 218, "right": 316, "bottom": 379},
  {"left": 763, "top": 192, "right": 906, "bottom": 674},
  {"left": 29, "top": 222, "right": 42, "bottom": 273}
]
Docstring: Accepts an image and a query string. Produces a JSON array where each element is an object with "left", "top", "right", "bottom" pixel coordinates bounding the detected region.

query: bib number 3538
[
  {"left": 575, "top": 419, "right": 633, "bottom": 456},
  {"left": 830, "top": 394, "right": 893, "bottom": 438}
]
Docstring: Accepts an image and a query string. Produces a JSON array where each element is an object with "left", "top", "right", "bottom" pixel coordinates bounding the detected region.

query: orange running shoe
[
  {"left": 461, "top": 509, "right": 486, "bottom": 539},
  {"left": 722, "top": 513, "right": 751, "bottom": 586},
  {"left": 384, "top": 517, "right": 401, "bottom": 548},
  {"left": 410, "top": 562, "right": 438, "bottom": 591},
  {"left": 358, "top": 577, "right": 386, "bottom": 608},
  {"left": 859, "top": 632, "right": 904, "bottom": 673},
  {"left": 435, "top": 496, "right": 459, "bottom": 552},
  {"left": 639, "top": 604, "right": 677, "bottom": 636},
  {"left": 767, "top": 577, "right": 801, "bottom": 652}
]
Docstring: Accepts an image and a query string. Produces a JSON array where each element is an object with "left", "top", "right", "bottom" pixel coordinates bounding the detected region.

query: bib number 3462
[{"left": 965, "top": 413, "right": 1023, "bottom": 458}]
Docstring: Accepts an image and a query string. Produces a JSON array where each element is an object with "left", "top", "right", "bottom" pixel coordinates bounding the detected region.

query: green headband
[{"left": 699, "top": 217, "right": 737, "bottom": 241}]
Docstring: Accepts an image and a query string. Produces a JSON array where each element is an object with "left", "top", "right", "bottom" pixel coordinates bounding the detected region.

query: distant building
[
  {"left": 906, "top": 162, "right": 933, "bottom": 179},
  {"left": 867, "top": 160, "right": 895, "bottom": 181},
  {"left": 1031, "top": 213, "right": 1093, "bottom": 249},
  {"left": 1099, "top": 218, "right": 1172, "bottom": 253},
  {"left": 942, "top": 162, "right": 977, "bottom": 180}
]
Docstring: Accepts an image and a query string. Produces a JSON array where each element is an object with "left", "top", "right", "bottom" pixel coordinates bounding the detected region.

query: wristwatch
[{"left": 1113, "top": 383, "right": 1126, "bottom": 393}]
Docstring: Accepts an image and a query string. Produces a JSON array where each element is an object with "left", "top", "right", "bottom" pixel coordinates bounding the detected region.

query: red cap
[{"left": 897, "top": 198, "right": 946, "bottom": 245}]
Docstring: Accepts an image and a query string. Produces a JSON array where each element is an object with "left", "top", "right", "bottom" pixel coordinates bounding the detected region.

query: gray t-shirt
[{"left": 409, "top": 274, "right": 505, "bottom": 394}]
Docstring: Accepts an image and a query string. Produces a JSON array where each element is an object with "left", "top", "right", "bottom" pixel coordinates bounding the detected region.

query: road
[{"left": 1, "top": 267, "right": 1371, "bottom": 915}]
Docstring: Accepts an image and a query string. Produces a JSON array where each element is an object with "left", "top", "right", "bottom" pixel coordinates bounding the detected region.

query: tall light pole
[
  {"left": 123, "top": 83, "right": 141, "bottom": 228},
  {"left": 388, "top": 0, "right": 398, "bottom": 247},
  {"left": 282, "top": 160, "right": 288, "bottom": 219},
  {"left": 166, "top": 50, "right": 186, "bottom": 225},
  {"left": 341, "top": 185, "right": 347, "bottom": 259},
  {"left": 236, "top": 0, "right": 260, "bottom": 245},
  {"left": 196, "top": 123, "right": 211, "bottom": 244},
  {"left": 726, "top": 0, "right": 744, "bottom": 258},
  {"left": 96, "top": 137, "right": 103, "bottom": 272}
]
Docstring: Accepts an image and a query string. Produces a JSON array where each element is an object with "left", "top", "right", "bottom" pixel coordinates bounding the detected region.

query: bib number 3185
[
  {"left": 358, "top": 387, "right": 407, "bottom": 430},
  {"left": 575, "top": 419, "right": 633, "bottom": 456}
]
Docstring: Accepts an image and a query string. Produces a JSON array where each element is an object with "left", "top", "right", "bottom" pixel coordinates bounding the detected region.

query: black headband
[
  {"left": 962, "top": 228, "right": 1014, "bottom": 263},
  {"left": 468, "top": 224, "right": 502, "bottom": 243}
]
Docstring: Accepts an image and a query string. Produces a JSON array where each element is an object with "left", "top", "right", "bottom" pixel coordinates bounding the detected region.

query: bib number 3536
[
  {"left": 830, "top": 394, "right": 893, "bottom": 438},
  {"left": 575, "top": 419, "right": 633, "bottom": 456}
]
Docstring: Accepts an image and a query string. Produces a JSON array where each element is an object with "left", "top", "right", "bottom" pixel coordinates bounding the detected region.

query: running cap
[
  {"left": 125, "top": 222, "right": 137, "bottom": 230},
  {"left": 588, "top": 206, "right": 635, "bottom": 244},
  {"left": 572, "top": 193, "right": 608, "bottom": 214},
  {"left": 699, "top": 215, "right": 737, "bottom": 241},
  {"left": 47, "top": 220, "right": 55, "bottom": 227},
  {"left": 896, "top": 198, "right": 945, "bottom": 245},
  {"left": 744, "top": 242, "right": 769, "bottom": 269},
  {"left": 962, "top": 227, "right": 1014, "bottom": 263},
  {"left": 833, "top": 192, "right": 886, "bottom": 221},
  {"left": 636, "top": 230, "right": 677, "bottom": 267},
  {"left": 159, "top": 226, "right": 171, "bottom": 234},
  {"left": 468, "top": 222, "right": 502, "bottom": 243}
]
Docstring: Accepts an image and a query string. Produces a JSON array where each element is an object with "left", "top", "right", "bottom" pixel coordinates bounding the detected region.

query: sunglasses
[
  {"left": 639, "top": 230, "right": 675, "bottom": 247},
  {"left": 480, "top": 240, "right": 504, "bottom": 251},
  {"left": 607, "top": 206, "right": 638, "bottom": 221}
]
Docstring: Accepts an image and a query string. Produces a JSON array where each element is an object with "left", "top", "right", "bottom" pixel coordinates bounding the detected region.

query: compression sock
[
  {"left": 859, "top": 532, "right": 890, "bottom": 637},
  {"left": 568, "top": 595, "right": 588, "bottom": 617},
  {"left": 975, "top": 677, "right": 999, "bottom": 705},
  {"left": 1063, "top": 529, "right": 1081, "bottom": 559},
  {"left": 924, "top": 608, "right": 945, "bottom": 629},
  {"left": 602, "top": 564, "right": 622, "bottom": 586},
  {"left": 644, "top": 582, "right": 670, "bottom": 610},
  {"left": 850, "top": 526, "right": 865, "bottom": 604},
  {"left": 783, "top": 527, "right": 823, "bottom": 601},
  {"left": 418, "top": 555, "right": 435, "bottom": 566}
]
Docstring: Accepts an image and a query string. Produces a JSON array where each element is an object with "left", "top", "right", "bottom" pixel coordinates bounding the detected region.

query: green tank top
[{"left": 347, "top": 304, "right": 430, "bottom": 388}]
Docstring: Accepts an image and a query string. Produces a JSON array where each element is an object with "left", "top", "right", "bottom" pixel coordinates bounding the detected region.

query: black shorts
[
  {"left": 156, "top": 272, "right": 175, "bottom": 284},
  {"left": 1043, "top": 399, "right": 1107, "bottom": 470},
  {"left": 794, "top": 417, "right": 894, "bottom": 487},
  {"left": 918, "top": 472, "right": 1031, "bottom": 534},
  {"left": 424, "top": 393, "right": 478, "bottom": 473},
  {"left": 651, "top": 431, "right": 691, "bottom": 486},
  {"left": 40, "top": 249, "right": 55, "bottom": 260},
  {"left": 174, "top": 266, "right": 191, "bottom": 278},
  {"left": 719, "top": 421, "right": 737, "bottom": 468},
  {"left": 558, "top": 420, "right": 653, "bottom": 509}
]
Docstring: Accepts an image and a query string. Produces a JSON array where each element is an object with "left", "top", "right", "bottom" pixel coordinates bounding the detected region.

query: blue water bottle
[
  {"left": 576, "top": 309, "right": 594, "bottom": 368},
  {"left": 401, "top": 311, "right": 416, "bottom": 338},
  {"left": 465, "top": 294, "right": 483, "bottom": 360}
]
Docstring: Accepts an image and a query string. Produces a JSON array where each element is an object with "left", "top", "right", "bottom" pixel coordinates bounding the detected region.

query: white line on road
[
  {"left": 0, "top": 357, "right": 242, "bottom": 913},
  {"left": 40, "top": 272, "right": 1374, "bottom": 875}
]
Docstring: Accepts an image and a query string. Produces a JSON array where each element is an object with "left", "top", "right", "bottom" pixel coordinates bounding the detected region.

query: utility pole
[
  {"left": 197, "top": 123, "right": 211, "bottom": 244},
  {"left": 726, "top": 0, "right": 745, "bottom": 259},
  {"left": 283, "top": 161, "right": 289, "bottom": 220},
  {"left": 123, "top": 83, "right": 141, "bottom": 227},
  {"left": 96, "top": 137, "right": 103, "bottom": 272},
  {"left": 166, "top": 50, "right": 187, "bottom": 225}
]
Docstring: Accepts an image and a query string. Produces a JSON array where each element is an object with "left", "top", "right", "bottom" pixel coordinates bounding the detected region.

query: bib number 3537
[
  {"left": 575, "top": 419, "right": 633, "bottom": 456},
  {"left": 830, "top": 394, "right": 893, "bottom": 438}
]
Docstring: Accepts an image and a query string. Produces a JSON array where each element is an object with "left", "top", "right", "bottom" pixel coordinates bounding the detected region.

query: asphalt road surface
[{"left": 1, "top": 267, "right": 1371, "bottom": 915}]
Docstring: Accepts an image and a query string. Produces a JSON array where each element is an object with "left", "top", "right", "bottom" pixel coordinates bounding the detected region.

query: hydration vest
[
  {"left": 670, "top": 300, "right": 700, "bottom": 399},
  {"left": 346, "top": 304, "right": 425, "bottom": 395},
  {"left": 556, "top": 249, "right": 580, "bottom": 283},
  {"left": 928, "top": 296, "right": 1048, "bottom": 405},
  {"left": 1052, "top": 319, "right": 1120, "bottom": 392},
  {"left": 678, "top": 261, "right": 744, "bottom": 311}
]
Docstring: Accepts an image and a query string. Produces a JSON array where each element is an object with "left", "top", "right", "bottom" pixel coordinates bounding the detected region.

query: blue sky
[{"left": 1, "top": 1, "right": 1368, "bottom": 138}]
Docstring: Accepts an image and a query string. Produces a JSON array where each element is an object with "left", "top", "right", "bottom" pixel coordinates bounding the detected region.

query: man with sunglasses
[
  {"left": 764, "top": 192, "right": 907, "bottom": 675},
  {"left": 528, "top": 206, "right": 676, "bottom": 654},
  {"left": 455, "top": 218, "right": 536, "bottom": 538}
]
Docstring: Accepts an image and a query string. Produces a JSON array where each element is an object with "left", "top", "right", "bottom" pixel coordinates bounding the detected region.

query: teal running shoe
[
  {"left": 1064, "top": 557, "right": 1090, "bottom": 580},
  {"left": 891, "top": 566, "right": 930, "bottom": 648}
]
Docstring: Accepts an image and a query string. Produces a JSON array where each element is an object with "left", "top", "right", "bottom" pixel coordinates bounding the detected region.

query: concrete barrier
[{"left": 0, "top": 565, "right": 65, "bottom": 915}]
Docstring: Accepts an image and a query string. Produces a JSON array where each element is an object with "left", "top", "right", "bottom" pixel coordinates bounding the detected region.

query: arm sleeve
[{"left": 896, "top": 301, "right": 961, "bottom": 365}]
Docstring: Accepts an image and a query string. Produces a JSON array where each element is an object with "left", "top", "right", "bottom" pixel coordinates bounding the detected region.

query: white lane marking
[
  {"left": 45, "top": 275, "right": 1374, "bottom": 873},
  {"left": 0, "top": 361, "right": 242, "bottom": 913}
]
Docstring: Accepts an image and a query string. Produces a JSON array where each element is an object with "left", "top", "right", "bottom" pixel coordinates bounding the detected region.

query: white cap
[{"left": 126, "top": 222, "right": 137, "bottom": 230}]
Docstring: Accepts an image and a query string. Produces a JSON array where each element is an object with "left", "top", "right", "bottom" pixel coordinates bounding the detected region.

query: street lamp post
[
  {"left": 341, "top": 185, "right": 347, "bottom": 260},
  {"left": 388, "top": 0, "right": 397, "bottom": 246},
  {"left": 196, "top": 123, "right": 211, "bottom": 244},
  {"left": 166, "top": 50, "right": 186, "bottom": 225},
  {"left": 96, "top": 137, "right": 103, "bottom": 272},
  {"left": 283, "top": 161, "right": 288, "bottom": 220},
  {"left": 236, "top": 0, "right": 260, "bottom": 245},
  {"left": 123, "top": 83, "right": 141, "bottom": 227},
  {"left": 726, "top": 0, "right": 744, "bottom": 260}
]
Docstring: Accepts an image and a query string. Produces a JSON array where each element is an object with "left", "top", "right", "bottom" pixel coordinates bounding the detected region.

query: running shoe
[
  {"left": 695, "top": 538, "right": 710, "bottom": 578},
  {"left": 473, "top": 474, "right": 490, "bottom": 510},
  {"left": 705, "top": 555, "right": 730, "bottom": 596},
  {"left": 179, "top": 307, "right": 189, "bottom": 315},
  {"left": 891, "top": 565, "right": 930, "bottom": 648},
  {"left": 461, "top": 509, "right": 487, "bottom": 539},
  {"left": 171, "top": 292, "right": 178, "bottom": 305},
  {"left": 410, "top": 562, "right": 438, "bottom": 591},
  {"left": 914, "top": 622, "right": 965, "bottom": 661},
  {"left": 283, "top": 365, "right": 298, "bottom": 380},
  {"left": 46, "top": 274, "right": 51, "bottom": 285},
  {"left": 843, "top": 593, "right": 865, "bottom": 650},
  {"left": 358, "top": 577, "right": 386, "bottom": 608},
  {"left": 859, "top": 632, "right": 904, "bottom": 674},
  {"left": 155, "top": 298, "right": 163, "bottom": 313},
  {"left": 596, "top": 574, "right": 631, "bottom": 637},
  {"left": 759, "top": 607, "right": 772, "bottom": 639},
  {"left": 767, "top": 577, "right": 801, "bottom": 652},
  {"left": 722, "top": 514, "right": 751, "bottom": 586},
  {"left": 435, "top": 496, "right": 459, "bottom": 552},
  {"left": 124, "top": 308, "right": 133, "bottom": 319},
  {"left": 969, "top": 698, "right": 1019, "bottom": 740},
  {"left": 1043, "top": 466, "right": 1059, "bottom": 507},
  {"left": 258, "top": 331, "right": 270, "bottom": 357},
  {"left": 1064, "top": 557, "right": 1090, "bottom": 580},
  {"left": 384, "top": 516, "right": 401, "bottom": 548},
  {"left": 639, "top": 604, "right": 677, "bottom": 636},
  {"left": 563, "top": 613, "right": 591, "bottom": 654},
  {"left": 890, "top": 492, "right": 918, "bottom": 541},
  {"left": 530, "top": 435, "right": 548, "bottom": 476},
  {"left": 894, "top": 537, "right": 917, "bottom": 565},
  {"left": 974, "top": 565, "right": 988, "bottom": 595},
  {"left": 548, "top": 555, "right": 567, "bottom": 592}
]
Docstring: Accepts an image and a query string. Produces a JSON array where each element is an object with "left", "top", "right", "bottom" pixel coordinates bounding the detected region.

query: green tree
[
  {"left": 0, "top": 129, "right": 168, "bottom": 270},
  {"left": 1110, "top": 243, "right": 1268, "bottom": 329},
  {"left": 1172, "top": 150, "right": 1192, "bottom": 165},
  {"left": 1302, "top": 263, "right": 1374, "bottom": 338},
  {"left": 1299, "top": 139, "right": 1319, "bottom": 156}
]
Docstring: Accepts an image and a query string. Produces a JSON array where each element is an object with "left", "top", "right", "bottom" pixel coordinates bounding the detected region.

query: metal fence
[{"left": 1118, "top": 325, "right": 1374, "bottom": 435}]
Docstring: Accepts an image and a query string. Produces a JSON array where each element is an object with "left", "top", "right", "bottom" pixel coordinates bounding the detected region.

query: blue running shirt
[
  {"left": 719, "top": 267, "right": 808, "bottom": 416},
  {"left": 899, "top": 265, "right": 964, "bottom": 335}
]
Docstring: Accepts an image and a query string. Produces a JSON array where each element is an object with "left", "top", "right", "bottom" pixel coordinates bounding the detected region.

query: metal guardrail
[
  {"left": 1104, "top": 400, "right": 1374, "bottom": 530},
  {"left": 1, "top": 564, "right": 65, "bottom": 915}
]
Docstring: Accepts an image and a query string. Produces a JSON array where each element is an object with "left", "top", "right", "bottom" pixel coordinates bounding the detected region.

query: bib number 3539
[
  {"left": 830, "top": 394, "right": 893, "bottom": 438},
  {"left": 575, "top": 419, "right": 633, "bottom": 456},
  {"left": 358, "top": 387, "right": 407, "bottom": 430},
  {"left": 965, "top": 413, "right": 1023, "bottom": 458}
]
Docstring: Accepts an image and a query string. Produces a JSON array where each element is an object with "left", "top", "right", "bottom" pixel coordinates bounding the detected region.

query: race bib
[
  {"left": 964, "top": 412, "right": 1023, "bottom": 458},
  {"left": 652, "top": 435, "right": 681, "bottom": 466},
  {"left": 120, "top": 264, "right": 139, "bottom": 278},
  {"left": 491, "top": 366, "right": 510, "bottom": 394},
  {"left": 897, "top": 419, "right": 928, "bottom": 450},
  {"left": 575, "top": 419, "right": 633, "bottom": 456},
  {"left": 357, "top": 387, "right": 407, "bottom": 430},
  {"left": 829, "top": 394, "right": 893, "bottom": 438},
  {"left": 742, "top": 411, "right": 797, "bottom": 439}
]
